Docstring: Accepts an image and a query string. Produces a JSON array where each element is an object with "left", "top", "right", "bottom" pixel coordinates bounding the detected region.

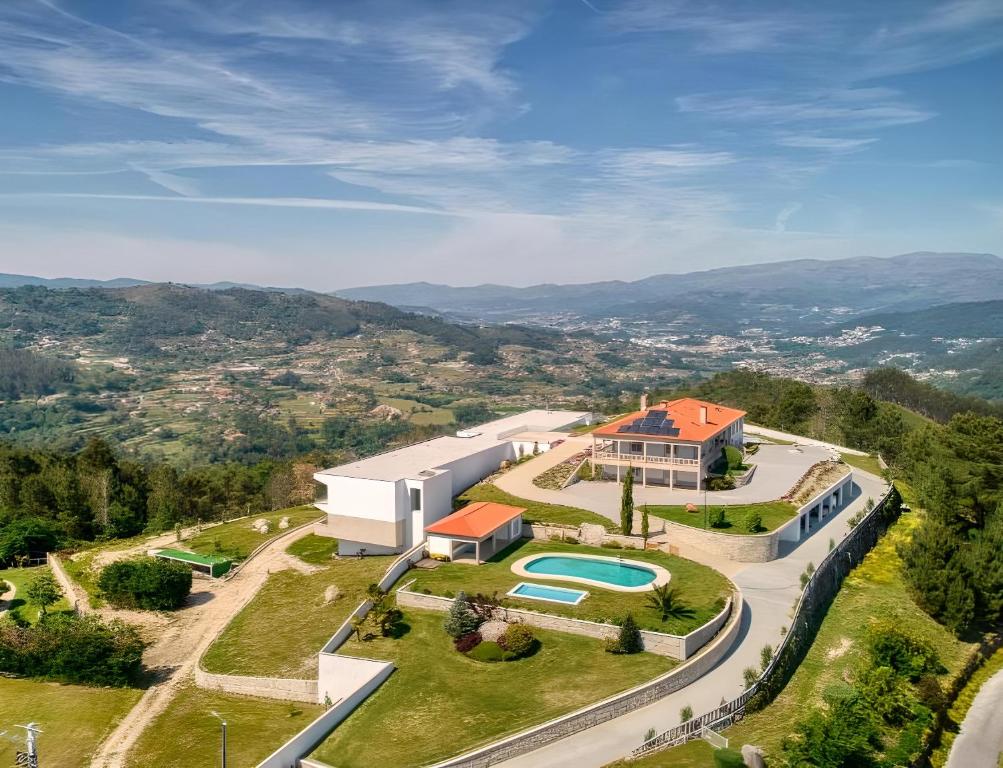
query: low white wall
[
  {"left": 255, "top": 660, "right": 394, "bottom": 768},
  {"left": 194, "top": 668, "right": 318, "bottom": 703},
  {"left": 395, "top": 582, "right": 734, "bottom": 662},
  {"left": 318, "top": 653, "right": 394, "bottom": 707}
]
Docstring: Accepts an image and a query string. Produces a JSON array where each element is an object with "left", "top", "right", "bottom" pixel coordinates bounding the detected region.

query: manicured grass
[
  {"left": 286, "top": 533, "right": 339, "bottom": 565},
  {"left": 202, "top": 554, "right": 393, "bottom": 678},
  {"left": 124, "top": 683, "right": 323, "bottom": 768},
  {"left": 605, "top": 737, "right": 714, "bottom": 768},
  {"left": 840, "top": 451, "right": 885, "bottom": 477},
  {"left": 643, "top": 500, "right": 797, "bottom": 534},
  {"left": 931, "top": 647, "right": 1003, "bottom": 767},
  {"left": 0, "top": 566, "right": 74, "bottom": 623},
  {"left": 186, "top": 505, "right": 323, "bottom": 561},
  {"left": 0, "top": 677, "right": 142, "bottom": 768},
  {"left": 310, "top": 609, "right": 676, "bottom": 768},
  {"left": 459, "top": 481, "right": 617, "bottom": 531},
  {"left": 644, "top": 504, "right": 975, "bottom": 765},
  {"left": 398, "top": 539, "right": 732, "bottom": 634}
]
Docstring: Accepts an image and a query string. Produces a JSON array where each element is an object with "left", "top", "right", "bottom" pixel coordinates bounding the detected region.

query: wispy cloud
[
  {"left": 776, "top": 135, "right": 879, "bottom": 153},
  {"left": 774, "top": 202, "right": 803, "bottom": 232}
]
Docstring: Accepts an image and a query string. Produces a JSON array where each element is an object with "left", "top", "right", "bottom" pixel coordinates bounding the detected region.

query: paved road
[
  {"left": 744, "top": 424, "right": 868, "bottom": 457},
  {"left": 494, "top": 469, "right": 887, "bottom": 768},
  {"left": 946, "top": 667, "right": 1003, "bottom": 768}
]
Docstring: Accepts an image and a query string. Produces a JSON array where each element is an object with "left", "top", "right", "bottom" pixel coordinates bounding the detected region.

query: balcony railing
[{"left": 593, "top": 449, "right": 699, "bottom": 466}]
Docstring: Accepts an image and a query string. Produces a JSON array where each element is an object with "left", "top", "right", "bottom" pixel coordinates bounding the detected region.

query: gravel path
[
  {"left": 946, "top": 668, "right": 1003, "bottom": 768},
  {"left": 89, "top": 522, "right": 322, "bottom": 768}
]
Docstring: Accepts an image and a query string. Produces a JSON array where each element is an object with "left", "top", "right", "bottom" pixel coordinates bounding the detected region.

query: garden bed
[{"left": 642, "top": 501, "right": 797, "bottom": 535}]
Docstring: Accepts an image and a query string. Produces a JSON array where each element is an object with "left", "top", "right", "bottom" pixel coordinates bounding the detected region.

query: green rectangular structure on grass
[{"left": 154, "top": 548, "right": 233, "bottom": 577}]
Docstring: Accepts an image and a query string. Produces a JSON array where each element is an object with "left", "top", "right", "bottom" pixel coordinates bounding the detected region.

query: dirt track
[{"left": 88, "top": 522, "right": 321, "bottom": 768}]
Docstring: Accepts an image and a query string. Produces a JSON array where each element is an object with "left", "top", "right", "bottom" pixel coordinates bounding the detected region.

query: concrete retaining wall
[
  {"left": 423, "top": 591, "right": 743, "bottom": 768},
  {"left": 658, "top": 470, "right": 853, "bottom": 563},
  {"left": 194, "top": 667, "right": 318, "bottom": 703},
  {"left": 255, "top": 660, "right": 393, "bottom": 768},
  {"left": 395, "top": 582, "right": 733, "bottom": 662}
]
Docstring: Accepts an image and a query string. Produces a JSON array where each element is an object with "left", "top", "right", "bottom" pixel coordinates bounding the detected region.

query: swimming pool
[
  {"left": 511, "top": 552, "right": 670, "bottom": 592},
  {"left": 507, "top": 582, "right": 589, "bottom": 605}
]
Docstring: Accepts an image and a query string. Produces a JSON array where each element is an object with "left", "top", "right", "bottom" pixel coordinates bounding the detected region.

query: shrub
[
  {"left": 443, "top": 591, "right": 480, "bottom": 638},
  {"left": 866, "top": 622, "right": 941, "bottom": 680},
  {"left": 98, "top": 558, "right": 192, "bottom": 611},
  {"left": 454, "top": 631, "right": 482, "bottom": 653},
  {"left": 706, "top": 476, "right": 735, "bottom": 491},
  {"left": 467, "top": 640, "right": 505, "bottom": 662},
  {"left": 680, "top": 704, "right": 693, "bottom": 722},
  {"left": 499, "top": 623, "right": 535, "bottom": 658},
  {"left": 744, "top": 512, "right": 764, "bottom": 533},
  {"left": 915, "top": 674, "right": 946, "bottom": 712},
  {"left": 760, "top": 644, "right": 773, "bottom": 671},
  {"left": 609, "top": 614, "right": 643, "bottom": 654},
  {"left": 723, "top": 445, "right": 744, "bottom": 470},
  {"left": 713, "top": 748, "right": 747, "bottom": 768},
  {"left": 0, "top": 613, "right": 145, "bottom": 686},
  {"left": 26, "top": 572, "right": 61, "bottom": 616},
  {"left": 710, "top": 508, "right": 728, "bottom": 528},
  {"left": 743, "top": 666, "right": 759, "bottom": 689},
  {"left": 601, "top": 540, "right": 623, "bottom": 549}
]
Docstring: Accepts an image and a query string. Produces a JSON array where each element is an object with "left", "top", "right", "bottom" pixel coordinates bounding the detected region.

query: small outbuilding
[
  {"left": 151, "top": 548, "right": 233, "bottom": 578},
  {"left": 425, "top": 501, "right": 525, "bottom": 564}
]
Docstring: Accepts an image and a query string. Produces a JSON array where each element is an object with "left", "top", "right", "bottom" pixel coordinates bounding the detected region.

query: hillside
[{"left": 336, "top": 252, "right": 1003, "bottom": 321}]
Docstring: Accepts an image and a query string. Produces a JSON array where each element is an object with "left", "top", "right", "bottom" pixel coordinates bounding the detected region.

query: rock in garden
[
  {"left": 479, "top": 619, "right": 509, "bottom": 643},
  {"left": 324, "top": 585, "right": 341, "bottom": 603},
  {"left": 279, "top": 516, "right": 290, "bottom": 529},
  {"left": 741, "top": 744, "right": 766, "bottom": 768}
]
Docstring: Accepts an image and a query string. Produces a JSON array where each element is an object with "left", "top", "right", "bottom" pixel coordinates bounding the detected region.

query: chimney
[
  {"left": 699, "top": 405, "right": 708, "bottom": 424},
  {"left": 640, "top": 393, "right": 648, "bottom": 411}
]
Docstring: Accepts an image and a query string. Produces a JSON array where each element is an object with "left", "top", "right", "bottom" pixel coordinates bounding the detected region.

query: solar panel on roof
[{"left": 616, "top": 410, "right": 680, "bottom": 436}]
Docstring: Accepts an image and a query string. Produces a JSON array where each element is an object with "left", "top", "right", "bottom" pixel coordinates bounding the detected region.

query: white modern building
[{"left": 313, "top": 409, "right": 591, "bottom": 555}]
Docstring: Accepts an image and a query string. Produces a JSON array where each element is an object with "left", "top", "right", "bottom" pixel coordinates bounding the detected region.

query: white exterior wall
[
  {"left": 427, "top": 535, "right": 452, "bottom": 558},
  {"left": 314, "top": 475, "right": 400, "bottom": 525},
  {"left": 404, "top": 469, "right": 453, "bottom": 547},
  {"left": 437, "top": 442, "right": 515, "bottom": 496}
]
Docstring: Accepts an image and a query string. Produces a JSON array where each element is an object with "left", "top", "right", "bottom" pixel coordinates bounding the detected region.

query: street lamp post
[{"left": 210, "top": 711, "right": 227, "bottom": 768}]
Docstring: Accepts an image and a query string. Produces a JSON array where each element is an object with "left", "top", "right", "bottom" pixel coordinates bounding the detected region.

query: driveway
[
  {"left": 495, "top": 442, "right": 835, "bottom": 526},
  {"left": 493, "top": 468, "right": 888, "bottom": 768},
  {"left": 946, "top": 667, "right": 1003, "bottom": 768}
]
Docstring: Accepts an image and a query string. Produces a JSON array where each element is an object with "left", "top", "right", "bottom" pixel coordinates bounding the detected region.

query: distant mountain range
[
  {"left": 335, "top": 252, "right": 1003, "bottom": 322},
  {"left": 0, "top": 273, "right": 303, "bottom": 293}
]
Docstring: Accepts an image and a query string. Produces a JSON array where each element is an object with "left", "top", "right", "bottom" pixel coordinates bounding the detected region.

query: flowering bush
[{"left": 454, "top": 631, "right": 482, "bottom": 653}]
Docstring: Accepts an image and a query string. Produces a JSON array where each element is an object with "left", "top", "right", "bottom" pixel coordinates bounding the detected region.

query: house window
[
  {"left": 630, "top": 442, "right": 643, "bottom": 453},
  {"left": 410, "top": 488, "right": 422, "bottom": 511}
]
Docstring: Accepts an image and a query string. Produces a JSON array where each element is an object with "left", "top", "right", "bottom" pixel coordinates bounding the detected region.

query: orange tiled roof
[
  {"left": 593, "top": 398, "right": 745, "bottom": 443},
  {"left": 424, "top": 501, "right": 525, "bottom": 539}
]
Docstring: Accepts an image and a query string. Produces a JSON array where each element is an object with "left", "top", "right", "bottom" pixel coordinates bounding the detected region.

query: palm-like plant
[{"left": 645, "top": 584, "right": 695, "bottom": 623}]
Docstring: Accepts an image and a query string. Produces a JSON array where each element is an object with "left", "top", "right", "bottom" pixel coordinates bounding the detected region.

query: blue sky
[{"left": 0, "top": 0, "right": 1000, "bottom": 288}]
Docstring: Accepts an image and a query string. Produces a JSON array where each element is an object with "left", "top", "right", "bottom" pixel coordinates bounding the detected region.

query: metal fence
[{"left": 633, "top": 485, "right": 896, "bottom": 758}]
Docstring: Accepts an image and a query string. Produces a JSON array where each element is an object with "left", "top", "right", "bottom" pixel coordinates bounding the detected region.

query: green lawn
[
  {"left": 286, "top": 533, "right": 339, "bottom": 565},
  {"left": 124, "top": 683, "right": 323, "bottom": 768},
  {"left": 186, "top": 505, "right": 324, "bottom": 561},
  {"left": 0, "top": 566, "right": 74, "bottom": 622},
  {"left": 839, "top": 451, "right": 885, "bottom": 477},
  {"left": 202, "top": 554, "right": 393, "bottom": 678},
  {"left": 633, "top": 493, "right": 975, "bottom": 766},
  {"left": 310, "top": 609, "right": 676, "bottom": 768},
  {"left": 605, "top": 737, "right": 714, "bottom": 768},
  {"left": 398, "top": 539, "right": 731, "bottom": 634},
  {"left": 0, "top": 677, "right": 142, "bottom": 768},
  {"left": 459, "top": 481, "right": 617, "bottom": 531},
  {"left": 642, "top": 500, "right": 797, "bottom": 535}
]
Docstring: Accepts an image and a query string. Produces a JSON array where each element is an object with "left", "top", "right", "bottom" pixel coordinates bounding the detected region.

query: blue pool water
[
  {"left": 508, "top": 582, "right": 588, "bottom": 605},
  {"left": 523, "top": 555, "right": 656, "bottom": 588}
]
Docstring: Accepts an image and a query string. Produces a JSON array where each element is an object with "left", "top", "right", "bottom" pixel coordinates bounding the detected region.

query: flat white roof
[{"left": 316, "top": 409, "right": 589, "bottom": 482}]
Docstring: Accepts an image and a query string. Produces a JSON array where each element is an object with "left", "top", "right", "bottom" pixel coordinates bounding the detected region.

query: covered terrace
[{"left": 425, "top": 501, "right": 525, "bottom": 564}]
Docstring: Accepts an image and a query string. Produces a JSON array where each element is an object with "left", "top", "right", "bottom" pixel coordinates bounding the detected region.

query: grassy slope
[
  {"left": 840, "top": 451, "right": 885, "bottom": 476},
  {"left": 0, "top": 678, "right": 142, "bottom": 768},
  {"left": 626, "top": 486, "right": 976, "bottom": 767},
  {"left": 285, "top": 533, "right": 339, "bottom": 565},
  {"left": 643, "top": 500, "right": 796, "bottom": 534},
  {"left": 311, "top": 609, "right": 675, "bottom": 768},
  {"left": 399, "top": 539, "right": 731, "bottom": 634},
  {"left": 459, "top": 481, "right": 617, "bottom": 531},
  {"left": 124, "top": 683, "right": 323, "bottom": 768},
  {"left": 1, "top": 566, "right": 73, "bottom": 622},
  {"left": 186, "top": 505, "right": 323, "bottom": 560},
  {"left": 201, "top": 554, "right": 392, "bottom": 678}
]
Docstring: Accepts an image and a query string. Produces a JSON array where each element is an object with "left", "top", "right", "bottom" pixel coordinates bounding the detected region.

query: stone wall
[
  {"left": 422, "top": 593, "right": 743, "bottom": 768},
  {"left": 194, "top": 667, "right": 318, "bottom": 703},
  {"left": 396, "top": 582, "right": 734, "bottom": 662}
]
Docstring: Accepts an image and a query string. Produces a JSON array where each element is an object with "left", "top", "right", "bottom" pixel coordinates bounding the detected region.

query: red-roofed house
[
  {"left": 425, "top": 501, "right": 525, "bottom": 564},
  {"left": 590, "top": 397, "right": 746, "bottom": 489}
]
